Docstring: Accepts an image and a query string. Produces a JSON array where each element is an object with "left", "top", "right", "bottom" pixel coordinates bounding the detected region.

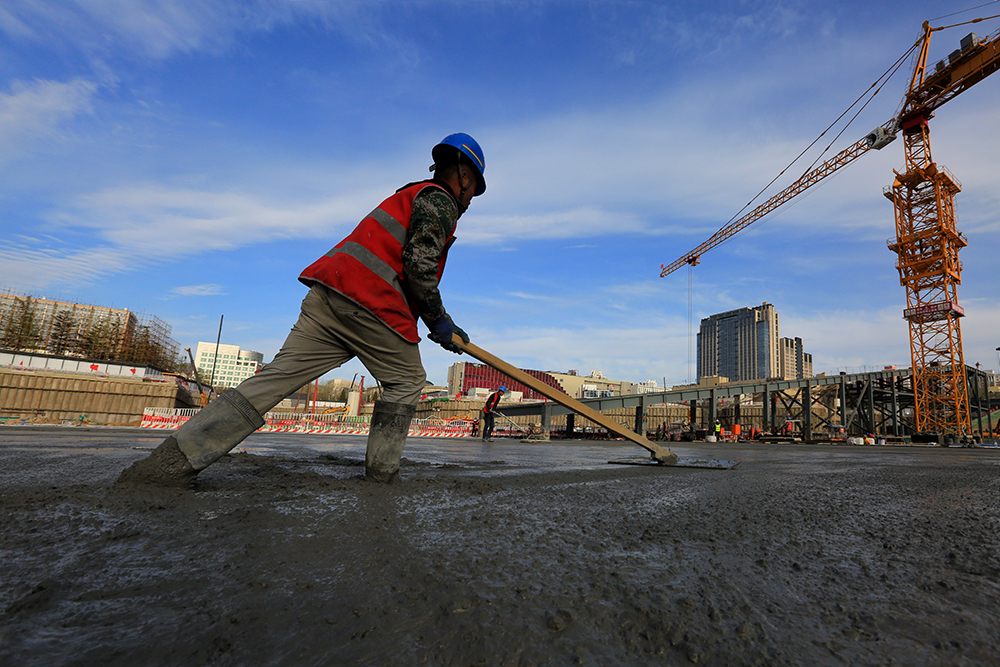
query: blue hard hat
[
  {"left": 498, "top": 386, "right": 506, "bottom": 392},
  {"left": 433, "top": 133, "right": 486, "bottom": 196}
]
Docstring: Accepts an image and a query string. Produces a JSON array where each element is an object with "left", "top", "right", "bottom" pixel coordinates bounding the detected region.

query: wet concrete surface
[{"left": 2, "top": 425, "right": 1000, "bottom": 666}]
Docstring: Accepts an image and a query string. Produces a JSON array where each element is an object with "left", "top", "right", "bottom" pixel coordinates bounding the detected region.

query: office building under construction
[{"left": 0, "top": 288, "right": 180, "bottom": 371}]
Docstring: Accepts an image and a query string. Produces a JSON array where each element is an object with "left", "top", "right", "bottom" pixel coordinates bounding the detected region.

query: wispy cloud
[
  {"left": 462, "top": 207, "right": 649, "bottom": 244},
  {"left": 0, "top": 77, "right": 98, "bottom": 165},
  {"left": 0, "top": 245, "right": 136, "bottom": 291},
  {"left": 54, "top": 182, "right": 383, "bottom": 256},
  {"left": 170, "top": 283, "right": 226, "bottom": 297},
  {"left": 0, "top": 0, "right": 396, "bottom": 60}
]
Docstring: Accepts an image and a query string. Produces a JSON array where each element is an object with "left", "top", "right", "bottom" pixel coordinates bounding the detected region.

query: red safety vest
[{"left": 299, "top": 181, "right": 456, "bottom": 342}]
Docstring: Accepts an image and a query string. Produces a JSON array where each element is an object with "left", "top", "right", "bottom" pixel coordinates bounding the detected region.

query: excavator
[{"left": 660, "top": 17, "right": 1000, "bottom": 440}]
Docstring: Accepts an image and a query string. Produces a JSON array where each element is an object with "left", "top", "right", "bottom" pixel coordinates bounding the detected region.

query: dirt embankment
[{"left": 2, "top": 432, "right": 1000, "bottom": 666}]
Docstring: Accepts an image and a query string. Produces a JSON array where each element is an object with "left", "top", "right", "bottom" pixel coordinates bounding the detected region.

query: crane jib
[{"left": 660, "top": 20, "right": 1000, "bottom": 279}]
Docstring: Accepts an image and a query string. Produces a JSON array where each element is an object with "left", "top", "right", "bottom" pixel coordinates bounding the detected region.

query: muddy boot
[
  {"left": 365, "top": 401, "right": 416, "bottom": 483},
  {"left": 116, "top": 389, "right": 265, "bottom": 488},
  {"left": 115, "top": 435, "right": 197, "bottom": 489}
]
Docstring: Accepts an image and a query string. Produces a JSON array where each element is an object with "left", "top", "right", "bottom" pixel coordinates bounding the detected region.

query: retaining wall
[{"left": 0, "top": 368, "right": 182, "bottom": 424}]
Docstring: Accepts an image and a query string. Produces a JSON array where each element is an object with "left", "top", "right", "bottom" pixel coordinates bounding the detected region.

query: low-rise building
[
  {"left": 447, "top": 361, "right": 562, "bottom": 401},
  {"left": 447, "top": 363, "right": 651, "bottom": 400}
]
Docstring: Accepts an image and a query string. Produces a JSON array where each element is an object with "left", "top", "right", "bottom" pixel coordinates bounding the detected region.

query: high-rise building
[
  {"left": 195, "top": 341, "right": 264, "bottom": 389},
  {"left": 779, "top": 337, "right": 814, "bottom": 381},
  {"left": 698, "top": 302, "right": 813, "bottom": 383},
  {"left": 698, "top": 302, "right": 780, "bottom": 383}
]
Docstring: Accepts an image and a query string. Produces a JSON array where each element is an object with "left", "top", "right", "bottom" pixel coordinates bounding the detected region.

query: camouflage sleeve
[{"left": 403, "top": 188, "right": 459, "bottom": 325}]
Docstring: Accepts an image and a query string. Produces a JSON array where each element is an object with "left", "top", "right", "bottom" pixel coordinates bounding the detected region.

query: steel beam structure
[
  {"left": 500, "top": 369, "right": 906, "bottom": 416},
  {"left": 496, "top": 366, "right": 992, "bottom": 441}
]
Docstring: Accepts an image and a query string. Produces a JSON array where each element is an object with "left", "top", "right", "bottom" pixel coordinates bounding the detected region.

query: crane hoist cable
[
  {"left": 703, "top": 43, "right": 918, "bottom": 253},
  {"left": 759, "top": 13, "right": 1000, "bottom": 215},
  {"left": 928, "top": 1, "right": 1000, "bottom": 24},
  {"left": 660, "top": 14, "right": 1000, "bottom": 278}
]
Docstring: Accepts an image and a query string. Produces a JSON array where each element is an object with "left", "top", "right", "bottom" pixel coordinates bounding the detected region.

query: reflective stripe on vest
[{"left": 298, "top": 182, "right": 455, "bottom": 342}]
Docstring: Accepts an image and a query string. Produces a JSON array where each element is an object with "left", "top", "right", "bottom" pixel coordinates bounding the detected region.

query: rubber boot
[
  {"left": 365, "top": 401, "right": 416, "bottom": 483},
  {"left": 116, "top": 389, "right": 265, "bottom": 488}
]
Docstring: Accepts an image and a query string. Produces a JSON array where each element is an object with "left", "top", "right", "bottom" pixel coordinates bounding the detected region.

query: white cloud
[
  {"left": 0, "top": 78, "right": 98, "bottom": 164},
  {"left": 1, "top": 176, "right": 385, "bottom": 288},
  {"left": 0, "top": 5, "right": 34, "bottom": 38},
  {"left": 56, "top": 182, "right": 384, "bottom": 256},
  {"left": 475, "top": 68, "right": 903, "bottom": 249},
  {"left": 464, "top": 322, "right": 690, "bottom": 386},
  {"left": 0, "top": 245, "right": 135, "bottom": 291},
  {"left": 170, "top": 283, "right": 226, "bottom": 297},
  {"left": 0, "top": 0, "right": 392, "bottom": 60},
  {"left": 2, "top": 0, "right": 244, "bottom": 58},
  {"left": 781, "top": 308, "right": 912, "bottom": 373},
  {"left": 462, "top": 207, "right": 648, "bottom": 244}
]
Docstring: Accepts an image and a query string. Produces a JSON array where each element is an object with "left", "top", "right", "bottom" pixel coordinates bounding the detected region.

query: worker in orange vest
[
  {"left": 119, "top": 134, "right": 487, "bottom": 488},
  {"left": 482, "top": 386, "right": 506, "bottom": 442}
]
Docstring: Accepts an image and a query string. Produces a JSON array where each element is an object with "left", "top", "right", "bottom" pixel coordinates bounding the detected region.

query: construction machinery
[
  {"left": 661, "top": 18, "right": 1000, "bottom": 439},
  {"left": 184, "top": 347, "right": 209, "bottom": 407}
]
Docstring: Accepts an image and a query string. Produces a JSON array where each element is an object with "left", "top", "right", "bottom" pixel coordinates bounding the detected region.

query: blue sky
[{"left": 3, "top": 0, "right": 999, "bottom": 388}]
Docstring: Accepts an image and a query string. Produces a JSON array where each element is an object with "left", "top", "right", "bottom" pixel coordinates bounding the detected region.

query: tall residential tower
[{"left": 697, "top": 302, "right": 812, "bottom": 383}]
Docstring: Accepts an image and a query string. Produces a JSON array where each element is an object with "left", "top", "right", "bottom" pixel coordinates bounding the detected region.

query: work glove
[{"left": 426, "top": 313, "right": 469, "bottom": 354}]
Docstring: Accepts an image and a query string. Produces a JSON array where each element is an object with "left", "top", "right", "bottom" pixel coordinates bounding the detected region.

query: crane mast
[
  {"left": 885, "top": 21, "right": 1000, "bottom": 437},
  {"left": 660, "top": 18, "right": 1000, "bottom": 439}
]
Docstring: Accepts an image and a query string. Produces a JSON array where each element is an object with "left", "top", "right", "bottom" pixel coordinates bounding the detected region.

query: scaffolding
[{"left": 0, "top": 288, "right": 180, "bottom": 371}]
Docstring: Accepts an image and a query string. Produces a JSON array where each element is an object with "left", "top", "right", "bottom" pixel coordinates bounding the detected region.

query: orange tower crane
[
  {"left": 660, "top": 18, "right": 1000, "bottom": 438},
  {"left": 885, "top": 21, "right": 1000, "bottom": 436}
]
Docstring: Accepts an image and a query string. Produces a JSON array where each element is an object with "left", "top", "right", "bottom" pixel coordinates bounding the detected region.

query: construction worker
[
  {"left": 482, "top": 386, "right": 505, "bottom": 442},
  {"left": 118, "top": 133, "right": 487, "bottom": 487},
  {"left": 714, "top": 419, "right": 722, "bottom": 440}
]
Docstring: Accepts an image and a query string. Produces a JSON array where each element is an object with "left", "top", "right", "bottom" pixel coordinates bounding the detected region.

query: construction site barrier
[
  {"left": 139, "top": 408, "right": 200, "bottom": 428},
  {"left": 139, "top": 407, "right": 477, "bottom": 438}
]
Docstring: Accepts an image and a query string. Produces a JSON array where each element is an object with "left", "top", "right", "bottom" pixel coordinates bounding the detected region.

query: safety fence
[{"left": 139, "top": 407, "right": 477, "bottom": 438}]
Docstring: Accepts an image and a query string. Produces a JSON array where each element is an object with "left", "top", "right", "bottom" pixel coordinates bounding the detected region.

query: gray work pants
[{"left": 234, "top": 284, "right": 427, "bottom": 414}]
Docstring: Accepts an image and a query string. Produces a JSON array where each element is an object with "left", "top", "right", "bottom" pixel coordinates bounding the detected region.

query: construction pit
[{"left": 3, "top": 425, "right": 1000, "bottom": 666}]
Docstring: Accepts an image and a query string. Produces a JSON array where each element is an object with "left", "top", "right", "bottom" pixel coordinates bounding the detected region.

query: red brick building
[{"left": 447, "top": 361, "right": 562, "bottom": 401}]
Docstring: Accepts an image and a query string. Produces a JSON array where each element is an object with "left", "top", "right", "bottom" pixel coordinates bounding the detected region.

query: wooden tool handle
[{"left": 452, "top": 334, "right": 676, "bottom": 463}]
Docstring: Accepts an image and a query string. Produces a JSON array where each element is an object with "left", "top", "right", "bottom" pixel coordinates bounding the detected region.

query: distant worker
[
  {"left": 714, "top": 420, "right": 722, "bottom": 440},
  {"left": 118, "top": 133, "right": 487, "bottom": 487},
  {"left": 482, "top": 386, "right": 505, "bottom": 442}
]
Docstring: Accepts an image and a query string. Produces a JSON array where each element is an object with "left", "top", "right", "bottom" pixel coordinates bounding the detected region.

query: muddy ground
[{"left": 1, "top": 426, "right": 999, "bottom": 666}]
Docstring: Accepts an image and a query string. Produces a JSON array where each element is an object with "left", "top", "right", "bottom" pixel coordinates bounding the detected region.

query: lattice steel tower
[
  {"left": 885, "top": 116, "right": 968, "bottom": 436},
  {"left": 883, "top": 22, "right": 1000, "bottom": 436}
]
